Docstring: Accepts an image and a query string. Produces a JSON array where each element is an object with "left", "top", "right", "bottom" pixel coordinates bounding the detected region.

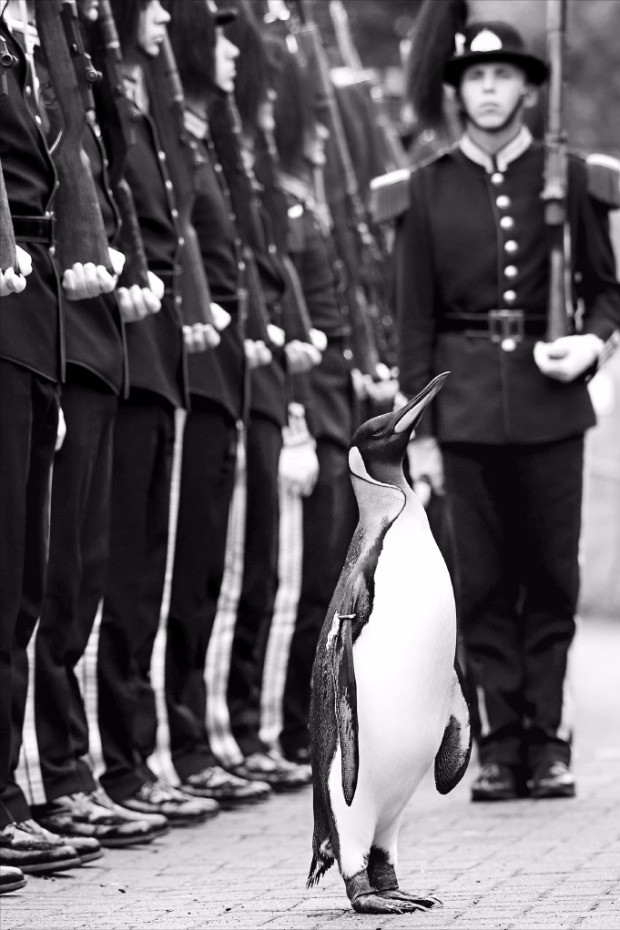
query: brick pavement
[{"left": 2, "top": 614, "right": 619, "bottom": 930}]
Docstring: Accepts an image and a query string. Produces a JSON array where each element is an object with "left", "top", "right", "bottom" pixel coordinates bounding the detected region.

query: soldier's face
[
  {"left": 459, "top": 62, "right": 528, "bottom": 132},
  {"left": 214, "top": 29, "right": 239, "bottom": 93},
  {"left": 137, "top": 0, "right": 170, "bottom": 58},
  {"left": 303, "top": 121, "right": 330, "bottom": 168}
]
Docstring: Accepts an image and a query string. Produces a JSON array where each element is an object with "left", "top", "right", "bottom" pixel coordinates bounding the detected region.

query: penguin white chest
[{"left": 352, "top": 508, "right": 455, "bottom": 792}]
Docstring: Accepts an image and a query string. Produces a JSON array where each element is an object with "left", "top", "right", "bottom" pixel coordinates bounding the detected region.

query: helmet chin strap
[{"left": 465, "top": 95, "right": 526, "bottom": 135}]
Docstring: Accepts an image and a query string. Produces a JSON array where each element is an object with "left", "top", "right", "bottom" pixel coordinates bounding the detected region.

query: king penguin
[{"left": 307, "top": 372, "right": 471, "bottom": 915}]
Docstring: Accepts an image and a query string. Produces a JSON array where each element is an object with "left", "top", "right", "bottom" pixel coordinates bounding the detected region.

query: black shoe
[
  {"left": 0, "top": 820, "right": 81, "bottom": 874},
  {"left": 282, "top": 746, "right": 311, "bottom": 766},
  {"left": 35, "top": 790, "right": 155, "bottom": 849},
  {"left": 0, "top": 865, "right": 27, "bottom": 894},
  {"left": 121, "top": 780, "right": 220, "bottom": 826},
  {"left": 226, "top": 750, "right": 312, "bottom": 793},
  {"left": 471, "top": 763, "right": 519, "bottom": 802},
  {"left": 529, "top": 760, "right": 576, "bottom": 799},
  {"left": 181, "top": 766, "right": 271, "bottom": 809}
]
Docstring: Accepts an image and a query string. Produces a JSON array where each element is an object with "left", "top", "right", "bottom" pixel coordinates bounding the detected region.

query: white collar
[{"left": 460, "top": 126, "right": 533, "bottom": 173}]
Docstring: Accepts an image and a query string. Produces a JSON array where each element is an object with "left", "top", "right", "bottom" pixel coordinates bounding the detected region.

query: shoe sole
[
  {"left": 19, "top": 855, "right": 82, "bottom": 875},
  {"left": 181, "top": 787, "right": 272, "bottom": 810},
  {"left": 0, "top": 877, "right": 27, "bottom": 893},
  {"left": 98, "top": 833, "right": 156, "bottom": 848},
  {"left": 471, "top": 790, "right": 519, "bottom": 802},
  {"left": 530, "top": 786, "right": 576, "bottom": 799},
  {"left": 77, "top": 848, "right": 105, "bottom": 864}
]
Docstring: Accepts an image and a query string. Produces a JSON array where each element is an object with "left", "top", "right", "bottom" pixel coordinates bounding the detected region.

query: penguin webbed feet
[{"left": 345, "top": 870, "right": 441, "bottom": 914}]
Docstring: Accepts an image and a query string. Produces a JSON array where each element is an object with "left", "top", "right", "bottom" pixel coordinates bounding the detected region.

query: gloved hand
[
  {"left": 534, "top": 334, "right": 603, "bottom": 382},
  {"left": 407, "top": 435, "right": 444, "bottom": 504},
  {"left": 0, "top": 244, "right": 32, "bottom": 296},
  {"left": 279, "top": 404, "right": 319, "bottom": 497}
]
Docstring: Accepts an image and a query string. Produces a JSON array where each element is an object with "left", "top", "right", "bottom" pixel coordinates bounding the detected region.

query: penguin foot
[
  {"left": 381, "top": 889, "right": 443, "bottom": 909},
  {"left": 351, "top": 892, "right": 411, "bottom": 914}
]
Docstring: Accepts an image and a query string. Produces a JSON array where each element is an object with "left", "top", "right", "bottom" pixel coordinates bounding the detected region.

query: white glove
[
  {"left": 211, "top": 302, "right": 231, "bottom": 332},
  {"left": 183, "top": 322, "right": 220, "bottom": 353},
  {"left": 62, "top": 261, "right": 117, "bottom": 300},
  {"left": 407, "top": 435, "right": 444, "bottom": 501},
  {"left": 285, "top": 339, "right": 322, "bottom": 374},
  {"left": 534, "top": 334, "right": 603, "bottom": 383},
  {"left": 279, "top": 404, "right": 319, "bottom": 497}
]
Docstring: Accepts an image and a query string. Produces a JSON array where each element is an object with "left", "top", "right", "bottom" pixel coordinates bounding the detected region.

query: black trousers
[
  {"left": 280, "top": 438, "right": 357, "bottom": 755},
  {"left": 34, "top": 379, "right": 117, "bottom": 801},
  {"left": 97, "top": 395, "right": 175, "bottom": 801},
  {"left": 165, "top": 401, "right": 238, "bottom": 781},
  {"left": 442, "top": 435, "right": 585, "bottom": 770},
  {"left": 0, "top": 360, "right": 58, "bottom": 827},
  {"left": 227, "top": 414, "right": 283, "bottom": 757}
]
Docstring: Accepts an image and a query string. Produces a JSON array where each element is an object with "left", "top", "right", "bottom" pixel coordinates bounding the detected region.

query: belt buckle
[{"left": 488, "top": 309, "right": 524, "bottom": 352}]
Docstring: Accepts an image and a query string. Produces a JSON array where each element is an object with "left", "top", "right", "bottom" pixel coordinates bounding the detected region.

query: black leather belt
[
  {"left": 12, "top": 214, "right": 55, "bottom": 244},
  {"left": 441, "top": 310, "right": 547, "bottom": 350}
]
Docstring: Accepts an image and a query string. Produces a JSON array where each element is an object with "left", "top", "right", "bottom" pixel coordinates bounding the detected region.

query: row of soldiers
[{"left": 1, "top": 0, "right": 401, "bottom": 892}]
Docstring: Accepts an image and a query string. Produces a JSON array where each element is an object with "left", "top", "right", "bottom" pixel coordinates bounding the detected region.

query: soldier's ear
[{"left": 522, "top": 86, "right": 539, "bottom": 109}]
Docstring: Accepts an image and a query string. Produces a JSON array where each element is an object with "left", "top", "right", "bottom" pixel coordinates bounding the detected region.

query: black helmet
[{"left": 444, "top": 21, "right": 548, "bottom": 87}]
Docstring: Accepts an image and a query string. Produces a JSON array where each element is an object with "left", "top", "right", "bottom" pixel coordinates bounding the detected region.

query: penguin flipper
[
  {"left": 331, "top": 611, "right": 359, "bottom": 807},
  {"left": 434, "top": 662, "right": 472, "bottom": 795}
]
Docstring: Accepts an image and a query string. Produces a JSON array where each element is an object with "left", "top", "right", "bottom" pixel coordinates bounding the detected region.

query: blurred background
[{"left": 310, "top": 0, "right": 620, "bottom": 157}]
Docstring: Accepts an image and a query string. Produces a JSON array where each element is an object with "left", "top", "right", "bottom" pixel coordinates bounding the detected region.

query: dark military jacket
[
  {"left": 122, "top": 101, "right": 186, "bottom": 409},
  {"left": 0, "top": 19, "right": 61, "bottom": 383},
  {"left": 395, "top": 128, "right": 620, "bottom": 444},
  {"left": 282, "top": 175, "right": 355, "bottom": 449},
  {"left": 183, "top": 113, "right": 244, "bottom": 424}
]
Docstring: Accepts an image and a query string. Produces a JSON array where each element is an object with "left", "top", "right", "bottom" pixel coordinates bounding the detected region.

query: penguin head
[{"left": 349, "top": 373, "right": 449, "bottom": 487}]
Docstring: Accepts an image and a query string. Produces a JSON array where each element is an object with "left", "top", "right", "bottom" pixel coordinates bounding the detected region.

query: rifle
[
  {"left": 254, "top": 123, "right": 315, "bottom": 346},
  {"left": 146, "top": 33, "right": 216, "bottom": 334},
  {"left": 329, "top": 0, "right": 408, "bottom": 174},
  {"left": 34, "top": 0, "right": 112, "bottom": 272},
  {"left": 542, "top": 0, "right": 572, "bottom": 341},
  {"left": 0, "top": 158, "right": 17, "bottom": 274},
  {"left": 207, "top": 91, "right": 278, "bottom": 348},
  {"left": 89, "top": 0, "right": 150, "bottom": 290},
  {"left": 290, "top": 1, "right": 384, "bottom": 381}
]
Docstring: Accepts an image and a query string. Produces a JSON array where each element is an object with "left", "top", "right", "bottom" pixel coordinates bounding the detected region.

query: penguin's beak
[{"left": 392, "top": 372, "right": 449, "bottom": 438}]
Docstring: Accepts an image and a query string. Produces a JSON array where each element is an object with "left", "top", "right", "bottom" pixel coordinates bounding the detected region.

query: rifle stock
[
  {"left": 34, "top": 0, "right": 112, "bottom": 272},
  {"left": 543, "top": 0, "right": 572, "bottom": 342},
  {"left": 91, "top": 0, "right": 150, "bottom": 290},
  {"left": 0, "top": 159, "right": 17, "bottom": 273},
  {"left": 146, "top": 34, "right": 215, "bottom": 329}
]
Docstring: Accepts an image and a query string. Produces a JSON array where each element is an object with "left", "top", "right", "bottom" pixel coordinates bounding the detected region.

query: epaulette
[
  {"left": 369, "top": 168, "right": 411, "bottom": 225},
  {"left": 586, "top": 154, "right": 620, "bottom": 209},
  {"left": 369, "top": 147, "right": 452, "bottom": 225}
]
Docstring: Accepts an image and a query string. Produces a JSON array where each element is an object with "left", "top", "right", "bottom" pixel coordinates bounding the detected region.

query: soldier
[
  {"left": 0, "top": 0, "right": 115, "bottom": 879},
  {"left": 164, "top": 0, "right": 272, "bottom": 808},
  {"left": 30, "top": 0, "right": 166, "bottom": 849},
  {"left": 397, "top": 13, "right": 620, "bottom": 801},
  {"left": 94, "top": 0, "right": 215, "bottom": 826},
  {"left": 272, "top": 44, "right": 358, "bottom": 766}
]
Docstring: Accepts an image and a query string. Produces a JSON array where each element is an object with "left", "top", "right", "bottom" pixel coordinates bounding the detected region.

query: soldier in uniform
[
  {"left": 164, "top": 0, "right": 272, "bottom": 809},
  {"left": 0, "top": 0, "right": 116, "bottom": 879},
  {"left": 94, "top": 0, "right": 215, "bottom": 827},
  {"left": 272, "top": 45, "right": 358, "bottom": 766},
  {"left": 397, "top": 18, "right": 620, "bottom": 801},
  {"left": 31, "top": 0, "right": 166, "bottom": 850}
]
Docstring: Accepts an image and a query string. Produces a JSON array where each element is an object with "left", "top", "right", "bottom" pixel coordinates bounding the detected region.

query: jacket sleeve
[
  {"left": 394, "top": 170, "right": 438, "bottom": 436},
  {"left": 572, "top": 158, "right": 620, "bottom": 341}
]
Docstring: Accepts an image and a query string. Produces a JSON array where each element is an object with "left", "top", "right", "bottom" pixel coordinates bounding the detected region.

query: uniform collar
[{"left": 460, "top": 126, "right": 533, "bottom": 173}]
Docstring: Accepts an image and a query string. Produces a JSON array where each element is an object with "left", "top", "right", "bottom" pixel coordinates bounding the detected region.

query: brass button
[
  {"left": 504, "top": 266, "right": 518, "bottom": 278},
  {"left": 491, "top": 172, "right": 504, "bottom": 184},
  {"left": 165, "top": 180, "right": 173, "bottom": 191},
  {"left": 496, "top": 195, "right": 511, "bottom": 209},
  {"left": 503, "top": 290, "right": 517, "bottom": 303},
  {"left": 505, "top": 240, "right": 518, "bottom": 254},
  {"left": 500, "top": 216, "right": 514, "bottom": 230}
]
